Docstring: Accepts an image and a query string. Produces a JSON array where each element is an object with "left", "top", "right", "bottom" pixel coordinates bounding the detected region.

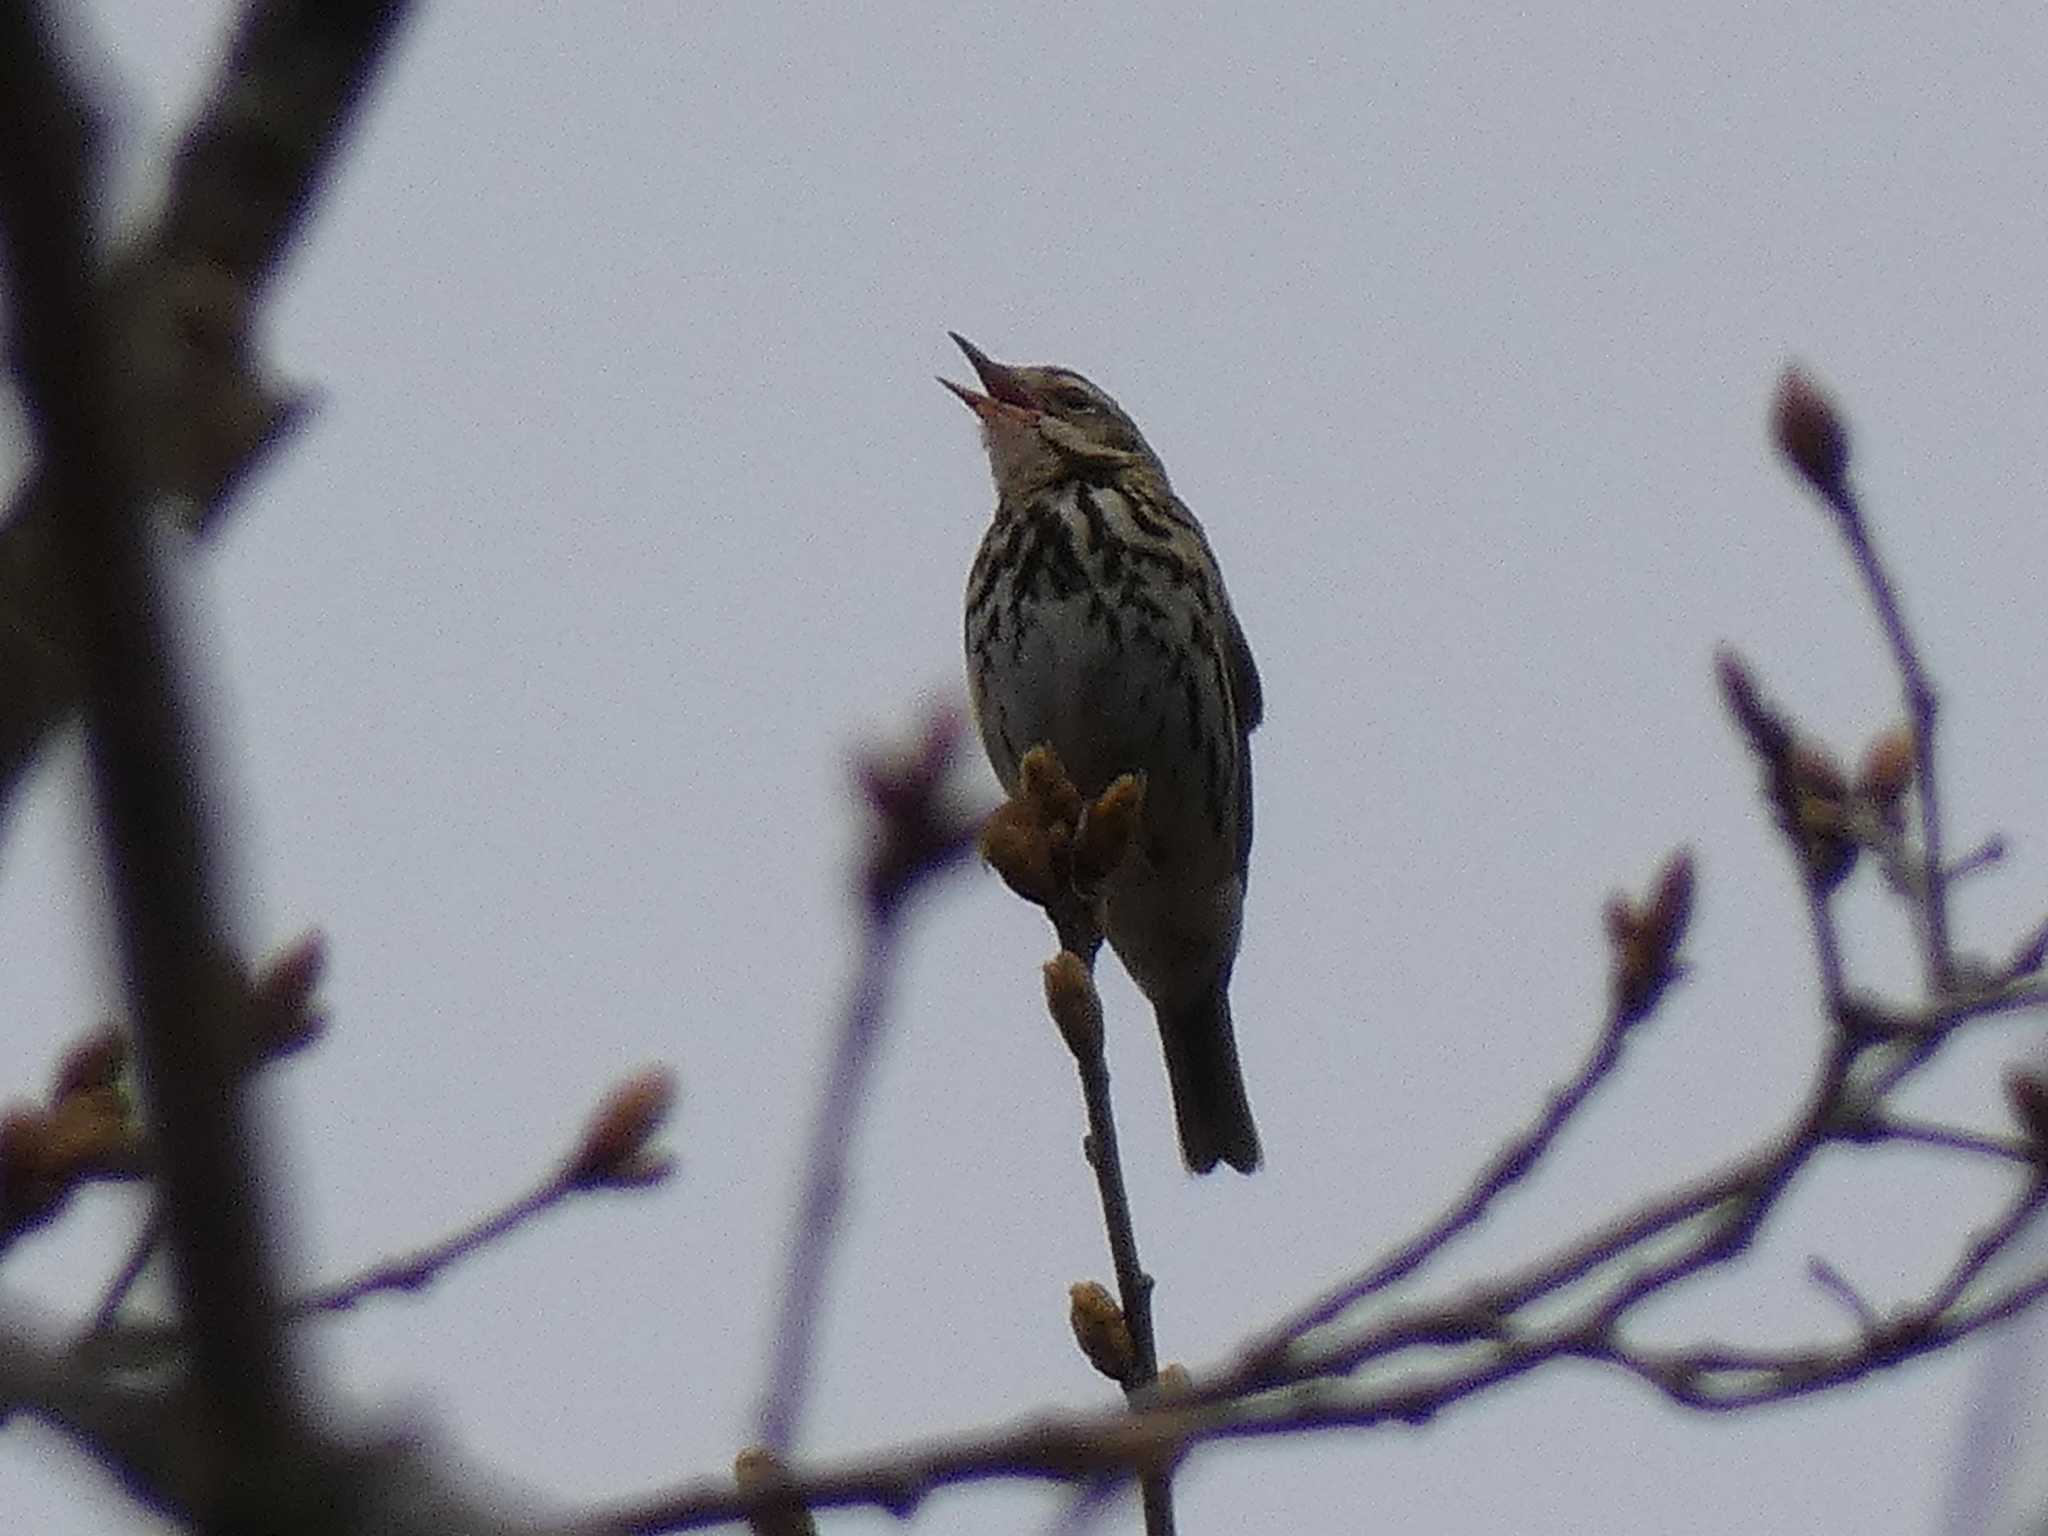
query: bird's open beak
[{"left": 940, "top": 333, "right": 1039, "bottom": 419}]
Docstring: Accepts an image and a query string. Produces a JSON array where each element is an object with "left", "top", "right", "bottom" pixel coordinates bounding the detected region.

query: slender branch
[
  {"left": 1807, "top": 1258, "right": 1882, "bottom": 1334},
  {"left": 1817, "top": 478, "right": 1950, "bottom": 989},
  {"left": 294, "top": 1174, "right": 574, "bottom": 1314},
  {"left": 1924, "top": 1175, "right": 2048, "bottom": 1314},
  {"left": 590, "top": 1231, "right": 2048, "bottom": 1534},
  {"left": 1804, "top": 881, "right": 1849, "bottom": 1009},
  {"left": 1047, "top": 953, "right": 1173, "bottom": 1536},
  {"left": 1868, "top": 1118, "right": 2036, "bottom": 1165},
  {"left": 755, "top": 907, "right": 900, "bottom": 1453},
  {"left": 85, "top": 1211, "right": 164, "bottom": 1336},
  {"left": 1241, "top": 992, "right": 1640, "bottom": 1373},
  {"left": 1075, "top": 1032, "right": 1155, "bottom": 1380},
  {"left": 756, "top": 713, "right": 975, "bottom": 1454}
]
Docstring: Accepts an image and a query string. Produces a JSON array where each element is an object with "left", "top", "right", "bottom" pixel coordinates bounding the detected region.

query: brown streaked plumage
[{"left": 945, "top": 333, "right": 1263, "bottom": 1174}]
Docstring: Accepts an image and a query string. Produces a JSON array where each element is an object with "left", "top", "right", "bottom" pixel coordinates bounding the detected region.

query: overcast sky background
[{"left": 6, "top": 2, "right": 2048, "bottom": 1532}]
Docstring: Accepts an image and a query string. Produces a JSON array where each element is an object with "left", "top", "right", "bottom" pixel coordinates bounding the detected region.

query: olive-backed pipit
[{"left": 945, "top": 334, "right": 1263, "bottom": 1174}]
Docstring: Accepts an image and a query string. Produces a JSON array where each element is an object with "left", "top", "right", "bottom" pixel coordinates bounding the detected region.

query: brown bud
[
  {"left": 2006, "top": 1070, "right": 2048, "bottom": 1157},
  {"left": 1773, "top": 366, "right": 1850, "bottom": 493},
  {"left": 1857, "top": 726, "right": 1916, "bottom": 815},
  {"left": 1641, "top": 850, "right": 1696, "bottom": 956},
  {"left": 1782, "top": 742, "right": 1857, "bottom": 890},
  {"left": 564, "top": 1067, "right": 678, "bottom": 1189},
  {"left": 1716, "top": 648, "right": 1791, "bottom": 761},
  {"left": 734, "top": 1446, "right": 816, "bottom": 1536},
  {"left": 1069, "top": 1280, "right": 1138, "bottom": 1385},
  {"left": 1602, "top": 896, "right": 1638, "bottom": 947},
  {"left": 0, "top": 1107, "right": 61, "bottom": 1235},
  {"left": 1154, "top": 1362, "right": 1195, "bottom": 1400},
  {"left": 979, "top": 798, "right": 1060, "bottom": 906},
  {"left": 41, "top": 1089, "right": 147, "bottom": 1179},
  {"left": 1608, "top": 850, "right": 1696, "bottom": 1026},
  {"left": 857, "top": 706, "right": 978, "bottom": 913},
  {"left": 1787, "top": 741, "right": 1848, "bottom": 804},
  {"left": 1016, "top": 744, "right": 1084, "bottom": 828},
  {"left": 1609, "top": 942, "right": 1652, "bottom": 1024},
  {"left": 52, "top": 1027, "right": 128, "bottom": 1103},
  {"left": 251, "top": 930, "right": 330, "bottom": 1058},
  {"left": 1073, "top": 773, "right": 1146, "bottom": 886},
  {"left": 1044, "top": 951, "right": 1105, "bottom": 1061}
]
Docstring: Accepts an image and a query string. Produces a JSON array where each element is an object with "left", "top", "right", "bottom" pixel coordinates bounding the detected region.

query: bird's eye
[{"left": 1053, "top": 389, "right": 1101, "bottom": 415}]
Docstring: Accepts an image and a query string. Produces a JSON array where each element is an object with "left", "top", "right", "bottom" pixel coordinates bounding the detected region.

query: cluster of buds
[
  {"left": 1718, "top": 650, "right": 1915, "bottom": 893},
  {"left": 857, "top": 706, "right": 980, "bottom": 917},
  {"left": 0, "top": 931, "right": 330, "bottom": 1245},
  {"left": 979, "top": 745, "right": 1146, "bottom": 912},
  {"left": 1604, "top": 850, "right": 1696, "bottom": 1027}
]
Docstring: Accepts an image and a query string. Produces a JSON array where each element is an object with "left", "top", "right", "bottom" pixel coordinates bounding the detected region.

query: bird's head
[{"left": 941, "top": 334, "right": 1163, "bottom": 499}]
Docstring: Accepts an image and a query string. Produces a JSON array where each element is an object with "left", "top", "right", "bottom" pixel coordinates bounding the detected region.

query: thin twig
[
  {"left": 756, "top": 908, "right": 901, "bottom": 1453},
  {"left": 1075, "top": 1035, "right": 1160, "bottom": 1376},
  {"left": 1804, "top": 881, "right": 1849, "bottom": 1010},
  {"left": 1822, "top": 478, "right": 1950, "bottom": 990},
  {"left": 1807, "top": 1258, "right": 1881, "bottom": 1334},
  {"left": 756, "top": 714, "right": 977, "bottom": 1455},
  {"left": 86, "top": 1211, "right": 164, "bottom": 1336},
  {"left": 294, "top": 1175, "right": 574, "bottom": 1314},
  {"left": 1062, "top": 960, "right": 1174, "bottom": 1536},
  {"left": 1240, "top": 996, "right": 1640, "bottom": 1373},
  {"left": 1868, "top": 1118, "right": 2036, "bottom": 1165},
  {"left": 588, "top": 1229, "right": 2048, "bottom": 1533},
  {"left": 1924, "top": 1175, "right": 2048, "bottom": 1314}
]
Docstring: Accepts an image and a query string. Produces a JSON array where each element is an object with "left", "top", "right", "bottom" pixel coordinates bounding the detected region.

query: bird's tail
[{"left": 1158, "top": 985, "right": 1261, "bottom": 1174}]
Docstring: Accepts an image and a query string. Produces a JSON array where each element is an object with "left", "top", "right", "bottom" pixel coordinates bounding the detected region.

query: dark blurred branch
[
  {"left": 0, "top": 0, "right": 411, "bottom": 813},
  {"left": 0, "top": 0, "right": 295, "bottom": 1466},
  {"left": 755, "top": 712, "right": 976, "bottom": 1455},
  {"left": 152, "top": 0, "right": 411, "bottom": 289},
  {"left": 1, "top": 1316, "right": 545, "bottom": 1536},
  {"left": 0, "top": 3, "right": 416, "bottom": 1530}
]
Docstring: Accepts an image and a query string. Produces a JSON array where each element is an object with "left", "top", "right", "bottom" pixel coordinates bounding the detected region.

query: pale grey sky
[{"left": 7, "top": 2, "right": 2048, "bottom": 1532}]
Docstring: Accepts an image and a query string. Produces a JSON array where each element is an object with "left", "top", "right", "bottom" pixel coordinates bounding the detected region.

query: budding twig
[
  {"left": 1773, "top": 368, "right": 1952, "bottom": 990},
  {"left": 757, "top": 711, "right": 978, "bottom": 1456}
]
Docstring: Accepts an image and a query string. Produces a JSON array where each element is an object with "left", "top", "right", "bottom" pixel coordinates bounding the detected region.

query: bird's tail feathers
[{"left": 1158, "top": 987, "right": 1260, "bottom": 1174}]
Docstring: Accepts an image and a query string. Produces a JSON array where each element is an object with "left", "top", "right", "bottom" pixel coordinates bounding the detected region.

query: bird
[{"left": 943, "top": 333, "right": 1264, "bottom": 1173}]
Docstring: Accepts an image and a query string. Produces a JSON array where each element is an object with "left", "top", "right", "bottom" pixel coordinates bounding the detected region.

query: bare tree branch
[
  {"left": 755, "top": 712, "right": 977, "bottom": 1454},
  {"left": 0, "top": 0, "right": 297, "bottom": 1465},
  {"left": 0, "top": 0, "right": 412, "bottom": 813}
]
